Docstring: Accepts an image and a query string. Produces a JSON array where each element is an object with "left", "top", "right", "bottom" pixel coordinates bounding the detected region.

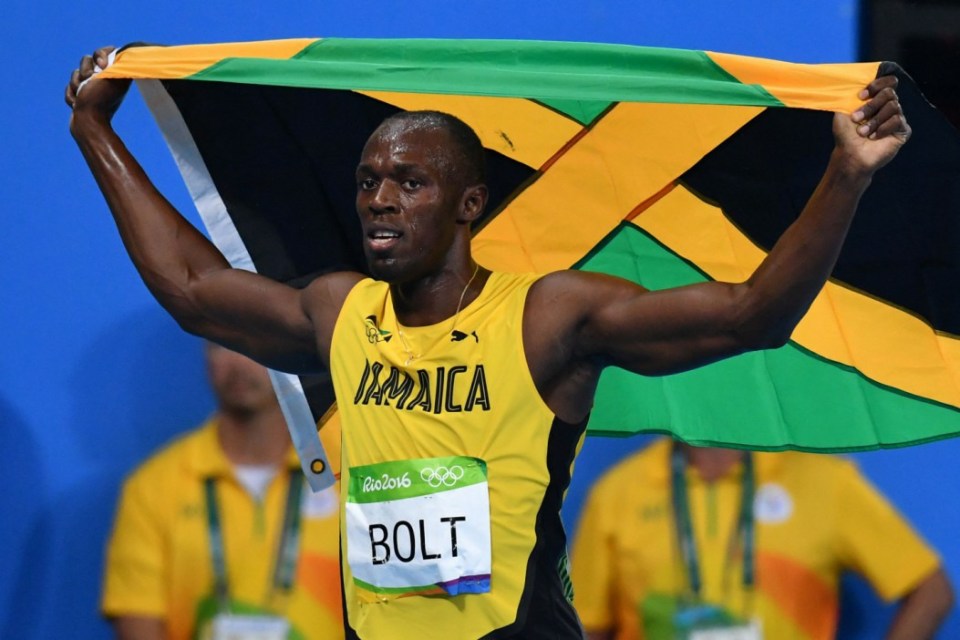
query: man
[
  {"left": 101, "top": 343, "right": 343, "bottom": 640},
  {"left": 68, "top": 44, "right": 910, "bottom": 639},
  {"left": 571, "top": 440, "right": 954, "bottom": 639}
]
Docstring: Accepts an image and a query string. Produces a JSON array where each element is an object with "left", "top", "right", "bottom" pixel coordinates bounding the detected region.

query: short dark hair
[{"left": 378, "top": 110, "right": 487, "bottom": 186}]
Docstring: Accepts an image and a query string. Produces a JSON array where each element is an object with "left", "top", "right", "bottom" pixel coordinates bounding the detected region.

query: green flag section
[
  {"left": 102, "top": 38, "right": 863, "bottom": 116},
  {"left": 97, "top": 38, "right": 960, "bottom": 458},
  {"left": 582, "top": 222, "right": 960, "bottom": 452}
]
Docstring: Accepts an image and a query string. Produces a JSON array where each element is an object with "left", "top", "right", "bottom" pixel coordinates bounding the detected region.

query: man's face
[
  {"left": 355, "top": 123, "right": 468, "bottom": 283},
  {"left": 205, "top": 344, "right": 276, "bottom": 415}
]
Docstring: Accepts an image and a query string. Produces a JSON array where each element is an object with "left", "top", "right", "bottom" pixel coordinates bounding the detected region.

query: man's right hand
[
  {"left": 832, "top": 74, "right": 911, "bottom": 179},
  {"left": 65, "top": 46, "right": 131, "bottom": 130}
]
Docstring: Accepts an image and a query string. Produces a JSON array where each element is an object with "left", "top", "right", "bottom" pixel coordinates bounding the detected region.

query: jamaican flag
[{"left": 97, "top": 38, "right": 960, "bottom": 490}]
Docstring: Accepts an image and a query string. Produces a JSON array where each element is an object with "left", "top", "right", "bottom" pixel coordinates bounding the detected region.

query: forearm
[
  {"left": 71, "top": 112, "right": 230, "bottom": 327},
  {"left": 885, "top": 568, "right": 954, "bottom": 640},
  {"left": 734, "top": 149, "right": 872, "bottom": 347},
  {"left": 567, "top": 78, "right": 908, "bottom": 378}
]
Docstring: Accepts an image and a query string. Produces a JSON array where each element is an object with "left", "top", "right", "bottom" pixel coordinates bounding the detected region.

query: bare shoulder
[
  {"left": 524, "top": 270, "right": 647, "bottom": 366},
  {"left": 306, "top": 270, "right": 366, "bottom": 301},
  {"left": 527, "top": 270, "right": 645, "bottom": 328},
  {"left": 301, "top": 271, "right": 367, "bottom": 356},
  {"left": 302, "top": 271, "right": 367, "bottom": 318},
  {"left": 523, "top": 270, "right": 648, "bottom": 422},
  {"left": 524, "top": 269, "right": 652, "bottom": 369}
]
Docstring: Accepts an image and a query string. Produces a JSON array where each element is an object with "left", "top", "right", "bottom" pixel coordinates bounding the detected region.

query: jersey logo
[
  {"left": 365, "top": 315, "right": 392, "bottom": 343},
  {"left": 353, "top": 360, "right": 492, "bottom": 413},
  {"left": 450, "top": 330, "right": 479, "bottom": 343}
]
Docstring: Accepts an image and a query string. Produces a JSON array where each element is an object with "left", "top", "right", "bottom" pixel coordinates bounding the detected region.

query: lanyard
[
  {"left": 670, "top": 445, "right": 755, "bottom": 601},
  {"left": 204, "top": 469, "right": 305, "bottom": 612}
]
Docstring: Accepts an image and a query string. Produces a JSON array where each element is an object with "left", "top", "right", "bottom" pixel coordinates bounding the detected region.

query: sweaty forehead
[{"left": 361, "top": 121, "right": 457, "bottom": 173}]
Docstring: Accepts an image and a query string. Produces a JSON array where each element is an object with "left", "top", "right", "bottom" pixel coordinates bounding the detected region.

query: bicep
[
  {"left": 580, "top": 275, "right": 753, "bottom": 375},
  {"left": 178, "top": 268, "right": 323, "bottom": 373}
]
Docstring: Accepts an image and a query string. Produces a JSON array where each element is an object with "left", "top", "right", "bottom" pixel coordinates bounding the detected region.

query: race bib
[
  {"left": 210, "top": 614, "right": 289, "bottom": 640},
  {"left": 346, "top": 456, "right": 491, "bottom": 599}
]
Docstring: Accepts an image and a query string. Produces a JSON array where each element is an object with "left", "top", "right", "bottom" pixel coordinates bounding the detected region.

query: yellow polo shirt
[
  {"left": 571, "top": 438, "right": 940, "bottom": 640},
  {"left": 101, "top": 416, "right": 344, "bottom": 640}
]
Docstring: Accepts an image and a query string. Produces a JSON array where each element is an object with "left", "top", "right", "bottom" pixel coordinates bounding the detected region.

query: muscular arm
[
  {"left": 526, "top": 76, "right": 910, "bottom": 421},
  {"left": 885, "top": 568, "right": 954, "bottom": 640},
  {"left": 67, "top": 49, "right": 360, "bottom": 371},
  {"left": 112, "top": 616, "right": 165, "bottom": 640},
  {"left": 585, "top": 143, "right": 872, "bottom": 370}
]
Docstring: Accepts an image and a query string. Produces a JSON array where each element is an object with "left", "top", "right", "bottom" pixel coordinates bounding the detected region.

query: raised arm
[
  {"left": 526, "top": 75, "right": 910, "bottom": 421},
  {"left": 66, "top": 48, "right": 361, "bottom": 372}
]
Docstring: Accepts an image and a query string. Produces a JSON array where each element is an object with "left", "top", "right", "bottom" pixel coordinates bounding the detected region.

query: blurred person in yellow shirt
[
  {"left": 571, "top": 438, "right": 953, "bottom": 640},
  {"left": 101, "top": 343, "right": 343, "bottom": 640}
]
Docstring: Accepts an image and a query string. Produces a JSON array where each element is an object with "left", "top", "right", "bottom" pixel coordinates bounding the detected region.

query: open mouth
[{"left": 367, "top": 229, "right": 402, "bottom": 251}]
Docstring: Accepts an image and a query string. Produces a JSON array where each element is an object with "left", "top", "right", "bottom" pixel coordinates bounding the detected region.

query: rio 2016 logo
[
  {"left": 420, "top": 465, "right": 465, "bottom": 488},
  {"left": 362, "top": 472, "right": 411, "bottom": 492}
]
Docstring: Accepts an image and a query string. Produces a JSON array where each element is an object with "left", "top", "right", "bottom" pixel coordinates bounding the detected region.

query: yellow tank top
[{"left": 330, "top": 272, "right": 587, "bottom": 639}]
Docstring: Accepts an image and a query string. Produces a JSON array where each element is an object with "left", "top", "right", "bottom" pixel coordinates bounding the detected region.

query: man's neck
[
  {"left": 682, "top": 446, "right": 745, "bottom": 483},
  {"left": 391, "top": 264, "right": 489, "bottom": 327},
  {"left": 216, "top": 404, "right": 290, "bottom": 467}
]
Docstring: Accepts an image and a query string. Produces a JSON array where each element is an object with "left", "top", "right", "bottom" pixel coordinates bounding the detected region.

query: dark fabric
[{"left": 681, "top": 65, "right": 960, "bottom": 334}]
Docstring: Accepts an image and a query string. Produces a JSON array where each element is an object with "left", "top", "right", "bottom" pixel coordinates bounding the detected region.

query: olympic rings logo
[{"left": 420, "top": 465, "right": 465, "bottom": 488}]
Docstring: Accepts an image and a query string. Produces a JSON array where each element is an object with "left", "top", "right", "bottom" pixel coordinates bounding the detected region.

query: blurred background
[{"left": 2, "top": 0, "right": 958, "bottom": 637}]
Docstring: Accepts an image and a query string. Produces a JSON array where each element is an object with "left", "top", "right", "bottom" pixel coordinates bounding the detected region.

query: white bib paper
[{"left": 346, "top": 456, "right": 491, "bottom": 598}]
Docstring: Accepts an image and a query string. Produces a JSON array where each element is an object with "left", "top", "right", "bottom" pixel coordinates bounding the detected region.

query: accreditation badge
[
  {"left": 672, "top": 603, "right": 762, "bottom": 640},
  {"left": 689, "top": 619, "right": 762, "bottom": 640},
  {"left": 210, "top": 614, "right": 289, "bottom": 640},
  {"left": 346, "top": 456, "right": 491, "bottom": 600}
]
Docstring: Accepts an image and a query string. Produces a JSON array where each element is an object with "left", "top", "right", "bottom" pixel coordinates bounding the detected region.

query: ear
[{"left": 457, "top": 184, "right": 488, "bottom": 224}]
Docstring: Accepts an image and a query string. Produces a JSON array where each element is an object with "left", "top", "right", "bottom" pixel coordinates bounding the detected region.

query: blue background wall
[{"left": 3, "top": 0, "right": 959, "bottom": 637}]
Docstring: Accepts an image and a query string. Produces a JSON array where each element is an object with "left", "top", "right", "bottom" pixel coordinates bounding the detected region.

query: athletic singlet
[{"left": 330, "top": 271, "right": 587, "bottom": 639}]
